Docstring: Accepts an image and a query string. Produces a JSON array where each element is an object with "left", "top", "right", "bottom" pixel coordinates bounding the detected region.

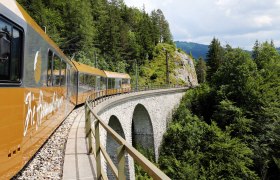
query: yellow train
[{"left": 0, "top": 0, "right": 131, "bottom": 178}]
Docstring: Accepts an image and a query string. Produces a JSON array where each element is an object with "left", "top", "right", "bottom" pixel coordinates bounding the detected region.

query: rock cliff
[{"left": 174, "top": 50, "right": 198, "bottom": 86}]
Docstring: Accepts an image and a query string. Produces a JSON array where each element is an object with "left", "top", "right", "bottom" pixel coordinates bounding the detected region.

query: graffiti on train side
[{"left": 23, "top": 91, "right": 64, "bottom": 136}]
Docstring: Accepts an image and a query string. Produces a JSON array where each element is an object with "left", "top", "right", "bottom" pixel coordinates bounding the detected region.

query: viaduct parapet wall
[{"left": 93, "top": 88, "right": 187, "bottom": 179}]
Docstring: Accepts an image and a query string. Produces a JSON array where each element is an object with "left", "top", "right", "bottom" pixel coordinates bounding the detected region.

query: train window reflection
[
  {"left": 47, "top": 50, "right": 53, "bottom": 86},
  {"left": 60, "top": 60, "right": 66, "bottom": 86},
  {"left": 96, "top": 76, "right": 100, "bottom": 90},
  {"left": 89, "top": 75, "right": 96, "bottom": 89},
  {"left": 10, "top": 29, "right": 21, "bottom": 81},
  {"left": 115, "top": 78, "right": 121, "bottom": 89},
  {"left": 108, "top": 78, "right": 115, "bottom": 89},
  {"left": 79, "top": 73, "right": 84, "bottom": 86},
  {"left": 52, "top": 54, "right": 61, "bottom": 86},
  {"left": 0, "top": 32, "right": 10, "bottom": 63},
  {"left": 100, "top": 77, "right": 106, "bottom": 90},
  {"left": 0, "top": 20, "right": 12, "bottom": 36},
  {"left": 0, "top": 17, "right": 22, "bottom": 84}
]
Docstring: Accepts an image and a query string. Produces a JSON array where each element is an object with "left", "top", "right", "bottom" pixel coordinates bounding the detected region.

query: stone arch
[
  {"left": 106, "top": 115, "right": 129, "bottom": 179},
  {"left": 132, "top": 104, "right": 155, "bottom": 157}
]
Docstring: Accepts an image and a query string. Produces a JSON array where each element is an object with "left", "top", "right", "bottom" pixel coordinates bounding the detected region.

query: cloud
[
  {"left": 124, "top": 0, "right": 280, "bottom": 49},
  {"left": 254, "top": 15, "right": 272, "bottom": 27}
]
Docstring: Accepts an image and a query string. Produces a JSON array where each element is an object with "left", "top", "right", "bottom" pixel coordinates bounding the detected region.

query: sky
[{"left": 123, "top": 0, "right": 280, "bottom": 50}]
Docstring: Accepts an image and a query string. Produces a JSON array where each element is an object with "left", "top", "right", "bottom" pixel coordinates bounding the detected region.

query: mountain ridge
[
  {"left": 175, "top": 41, "right": 208, "bottom": 60},
  {"left": 175, "top": 41, "right": 280, "bottom": 60}
]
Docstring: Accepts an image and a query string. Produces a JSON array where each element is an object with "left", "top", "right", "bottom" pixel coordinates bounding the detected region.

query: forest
[
  {"left": 159, "top": 39, "right": 280, "bottom": 179},
  {"left": 17, "top": 0, "right": 173, "bottom": 75}
]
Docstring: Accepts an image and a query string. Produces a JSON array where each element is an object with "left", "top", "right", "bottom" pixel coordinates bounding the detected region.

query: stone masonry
[{"left": 93, "top": 88, "right": 187, "bottom": 180}]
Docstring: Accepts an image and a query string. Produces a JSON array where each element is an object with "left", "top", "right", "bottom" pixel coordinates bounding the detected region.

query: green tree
[
  {"left": 212, "top": 48, "right": 259, "bottom": 108},
  {"left": 252, "top": 40, "right": 260, "bottom": 60},
  {"left": 17, "top": 0, "right": 174, "bottom": 72},
  {"left": 150, "top": 9, "right": 172, "bottom": 44},
  {"left": 195, "top": 57, "right": 207, "bottom": 83},
  {"left": 136, "top": 11, "right": 154, "bottom": 63},
  {"left": 251, "top": 42, "right": 280, "bottom": 179},
  {"left": 62, "top": 0, "right": 96, "bottom": 56},
  {"left": 212, "top": 99, "right": 253, "bottom": 141},
  {"left": 159, "top": 88, "right": 258, "bottom": 179},
  {"left": 206, "top": 38, "right": 224, "bottom": 82},
  {"left": 209, "top": 45, "right": 280, "bottom": 179},
  {"left": 254, "top": 41, "right": 280, "bottom": 69}
]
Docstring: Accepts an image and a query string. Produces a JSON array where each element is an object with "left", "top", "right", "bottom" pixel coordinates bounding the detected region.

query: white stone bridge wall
[{"left": 93, "top": 88, "right": 187, "bottom": 179}]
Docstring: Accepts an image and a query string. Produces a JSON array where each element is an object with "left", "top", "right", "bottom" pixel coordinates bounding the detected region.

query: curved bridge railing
[{"left": 85, "top": 85, "right": 187, "bottom": 179}]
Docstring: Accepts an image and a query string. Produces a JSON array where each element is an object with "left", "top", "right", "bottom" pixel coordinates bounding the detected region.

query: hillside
[
  {"left": 139, "top": 43, "right": 198, "bottom": 87},
  {"left": 17, "top": 0, "right": 173, "bottom": 74},
  {"left": 175, "top": 41, "right": 208, "bottom": 60},
  {"left": 159, "top": 41, "right": 280, "bottom": 179}
]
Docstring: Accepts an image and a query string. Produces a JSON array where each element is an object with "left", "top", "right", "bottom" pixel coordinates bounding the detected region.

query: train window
[
  {"left": 47, "top": 50, "right": 53, "bottom": 86},
  {"left": 89, "top": 75, "right": 96, "bottom": 89},
  {"left": 111, "top": 78, "right": 115, "bottom": 89},
  {"left": 122, "top": 79, "right": 129, "bottom": 84},
  {"left": 108, "top": 78, "right": 111, "bottom": 89},
  {"left": 96, "top": 76, "right": 100, "bottom": 90},
  {"left": 85, "top": 74, "right": 89, "bottom": 90},
  {"left": 79, "top": 73, "right": 84, "bottom": 86},
  {"left": 60, "top": 60, "right": 66, "bottom": 86},
  {"left": 108, "top": 78, "right": 115, "bottom": 89},
  {"left": 0, "top": 16, "right": 23, "bottom": 84},
  {"left": 115, "top": 78, "right": 121, "bottom": 89},
  {"left": 101, "top": 77, "right": 106, "bottom": 90},
  {"left": 84, "top": 74, "right": 89, "bottom": 87},
  {"left": 52, "top": 54, "right": 61, "bottom": 86}
]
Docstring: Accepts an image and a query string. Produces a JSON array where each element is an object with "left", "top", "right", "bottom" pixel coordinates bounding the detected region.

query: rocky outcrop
[{"left": 174, "top": 50, "right": 198, "bottom": 86}]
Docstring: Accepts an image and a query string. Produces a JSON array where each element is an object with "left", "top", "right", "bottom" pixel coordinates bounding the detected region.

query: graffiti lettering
[{"left": 23, "top": 90, "right": 64, "bottom": 136}]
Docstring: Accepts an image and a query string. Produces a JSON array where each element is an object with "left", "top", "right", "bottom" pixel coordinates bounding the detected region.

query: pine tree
[
  {"left": 254, "top": 41, "right": 279, "bottom": 69},
  {"left": 150, "top": 10, "right": 161, "bottom": 45},
  {"left": 137, "top": 12, "right": 154, "bottom": 63},
  {"left": 62, "top": 0, "right": 96, "bottom": 57},
  {"left": 252, "top": 40, "right": 260, "bottom": 60},
  {"left": 195, "top": 57, "right": 207, "bottom": 83},
  {"left": 150, "top": 9, "right": 172, "bottom": 44},
  {"left": 206, "top": 38, "right": 223, "bottom": 82}
]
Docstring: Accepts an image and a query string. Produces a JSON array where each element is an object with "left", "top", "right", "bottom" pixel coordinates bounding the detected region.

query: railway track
[{"left": 12, "top": 107, "right": 83, "bottom": 179}]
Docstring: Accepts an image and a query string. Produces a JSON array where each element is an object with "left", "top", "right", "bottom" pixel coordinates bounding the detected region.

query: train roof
[
  {"left": 104, "top": 71, "right": 131, "bottom": 79},
  {"left": 72, "top": 61, "right": 106, "bottom": 77}
]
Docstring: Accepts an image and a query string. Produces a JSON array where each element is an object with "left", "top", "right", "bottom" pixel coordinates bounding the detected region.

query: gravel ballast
[{"left": 13, "top": 107, "right": 83, "bottom": 180}]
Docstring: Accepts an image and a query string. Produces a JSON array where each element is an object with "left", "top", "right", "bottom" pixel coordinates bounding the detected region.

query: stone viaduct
[{"left": 92, "top": 87, "right": 188, "bottom": 179}]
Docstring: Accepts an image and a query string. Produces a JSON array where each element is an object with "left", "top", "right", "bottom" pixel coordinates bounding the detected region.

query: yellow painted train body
[{"left": 0, "top": 0, "right": 130, "bottom": 178}]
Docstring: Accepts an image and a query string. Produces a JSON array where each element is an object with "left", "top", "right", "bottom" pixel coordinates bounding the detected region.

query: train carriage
[
  {"left": 72, "top": 60, "right": 107, "bottom": 104},
  {"left": 0, "top": 0, "right": 131, "bottom": 178},
  {"left": 104, "top": 70, "right": 131, "bottom": 95},
  {"left": 0, "top": 0, "right": 77, "bottom": 178}
]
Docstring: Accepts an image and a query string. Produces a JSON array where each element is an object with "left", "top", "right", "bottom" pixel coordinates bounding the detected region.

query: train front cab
[
  {"left": 72, "top": 61, "right": 107, "bottom": 104},
  {"left": 103, "top": 70, "right": 131, "bottom": 95}
]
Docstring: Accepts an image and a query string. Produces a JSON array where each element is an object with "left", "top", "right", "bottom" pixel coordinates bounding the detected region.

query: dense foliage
[
  {"left": 159, "top": 39, "right": 280, "bottom": 179},
  {"left": 17, "top": 0, "right": 172, "bottom": 73}
]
